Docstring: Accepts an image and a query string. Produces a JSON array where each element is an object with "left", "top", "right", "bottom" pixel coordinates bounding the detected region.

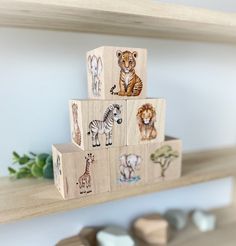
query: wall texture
[{"left": 0, "top": 3, "right": 236, "bottom": 243}]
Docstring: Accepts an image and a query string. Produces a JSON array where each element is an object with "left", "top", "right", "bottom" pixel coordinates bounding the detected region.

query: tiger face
[{"left": 117, "top": 50, "right": 137, "bottom": 73}]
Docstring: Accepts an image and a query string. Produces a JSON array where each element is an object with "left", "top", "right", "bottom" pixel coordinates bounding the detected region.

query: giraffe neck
[
  {"left": 85, "top": 161, "right": 91, "bottom": 175},
  {"left": 73, "top": 116, "right": 78, "bottom": 125}
]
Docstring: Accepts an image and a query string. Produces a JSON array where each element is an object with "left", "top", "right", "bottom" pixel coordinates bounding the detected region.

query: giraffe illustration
[
  {"left": 76, "top": 153, "right": 94, "bottom": 194},
  {"left": 72, "top": 103, "right": 81, "bottom": 146}
]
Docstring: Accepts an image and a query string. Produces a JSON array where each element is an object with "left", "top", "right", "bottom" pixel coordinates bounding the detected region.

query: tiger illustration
[{"left": 110, "top": 50, "right": 143, "bottom": 97}]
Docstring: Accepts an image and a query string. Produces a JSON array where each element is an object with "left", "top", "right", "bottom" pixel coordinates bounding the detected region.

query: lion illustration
[{"left": 136, "top": 103, "right": 157, "bottom": 141}]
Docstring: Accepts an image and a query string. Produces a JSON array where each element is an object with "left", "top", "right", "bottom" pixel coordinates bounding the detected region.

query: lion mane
[{"left": 136, "top": 103, "right": 157, "bottom": 140}]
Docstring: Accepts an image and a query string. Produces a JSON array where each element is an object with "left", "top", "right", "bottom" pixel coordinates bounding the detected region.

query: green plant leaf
[
  {"left": 16, "top": 171, "right": 29, "bottom": 179},
  {"left": 19, "top": 155, "right": 30, "bottom": 165},
  {"left": 31, "top": 163, "right": 43, "bottom": 178},
  {"left": 36, "top": 153, "right": 49, "bottom": 168},
  {"left": 29, "top": 152, "right": 37, "bottom": 157},
  {"left": 13, "top": 151, "right": 20, "bottom": 159},
  {"left": 26, "top": 160, "right": 35, "bottom": 168},
  {"left": 15, "top": 167, "right": 32, "bottom": 179},
  {"left": 43, "top": 155, "right": 54, "bottom": 179},
  {"left": 12, "top": 151, "right": 20, "bottom": 163},
  {"left": 8, "top": 167, "right": 17, "bottom": 175},
  {"left": 45, "top": 155, "right": 52, "bottom": 166},
  {"left": 19, "top": 166, "right": 30, "bottom": 172},
  {"left": 43, "top": 166, "right": 54, "bottom": 179}
]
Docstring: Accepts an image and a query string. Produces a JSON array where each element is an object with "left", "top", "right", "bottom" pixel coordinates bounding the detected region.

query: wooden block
[
  {"left": 147, "top": 136, "right": 182, "bottom": 183},
  {"left": 52, "top": 144, "right": 110, "bottom": 200},
  {"left": 127, "top": 98, "right": 166, "bottom": 146},
  {"left": 133, "top": 214, "right": 169, "bottom": 245},
  {"left": 69, "top": 99, "right": 126, "bottom": 150},
  {"left": 87, "top": 46, "right": 147, "bottom": 100},
  {"left": 109, "top": 145, "right": 147, "bottom": 191},
  {"left": 79, "top": 227, "right": 102, "bottom": 246},
  {"left": 56, "top": 235, "right": 89, "bottom": 246}
]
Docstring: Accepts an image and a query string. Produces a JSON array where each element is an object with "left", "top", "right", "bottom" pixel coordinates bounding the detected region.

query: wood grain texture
[
  {"left": 232, "top": 178, "right": 236, "bottom": 207},
  {"left": 1, "top": 1, "right": 236, "bottom": 43},
  {"left": 69, "top": 100, "right": 126, "bottom": 151},
  {"left": 52, "top": 144, "right": 110, "bottom": 200},
  {"left": 109, "top": 144, "right": 148, "bottom": 191},
  {"left": 127, "top": 98, "right": 166, "bottom": 146},
  {"left": 87, "top": 46, "right": 147, "bottom": 100},
  {"left": 147, "top": 137, "right": 182, "bottom": 183},
  {"left": 0, "top": 146, "right": 236, "bottom": 224}
]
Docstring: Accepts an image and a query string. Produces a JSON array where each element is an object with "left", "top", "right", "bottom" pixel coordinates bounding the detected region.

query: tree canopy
[{"left": 150, "top": 145, "right": 179, "bottom": 163}]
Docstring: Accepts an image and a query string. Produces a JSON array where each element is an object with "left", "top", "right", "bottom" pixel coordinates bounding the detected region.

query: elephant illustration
[
  {"left": 88, "top": 55, "right": 103, "bottom": 96},
  {"left": 119, "top": 154, "right": 142, "bottom": 182}
]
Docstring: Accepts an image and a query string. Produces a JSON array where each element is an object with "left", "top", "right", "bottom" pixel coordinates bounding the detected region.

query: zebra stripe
[{"left": 88, "top": 104, "right": 122, "bottom": 147}]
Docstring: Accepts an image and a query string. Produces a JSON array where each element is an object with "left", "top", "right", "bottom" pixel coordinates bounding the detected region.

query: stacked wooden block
[{"left": 52, "top": 46, "right": 182, "bottom": 200}]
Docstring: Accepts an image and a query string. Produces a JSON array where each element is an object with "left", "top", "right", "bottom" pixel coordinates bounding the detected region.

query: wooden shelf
[
  {"left": 168, "top": 206, "right": 236, "bottom": 246},
  {"left": 56, "top": 206, "right": 236, "bottom": 246},
  {"left": 0, "top": 146, "right": 236, "bottom": 224},
  {"left": 1, "top": 1, "right": 236, "bottom": 43},
  {"left": 137, "top": 206, "right": 236, "bottom": 246}
]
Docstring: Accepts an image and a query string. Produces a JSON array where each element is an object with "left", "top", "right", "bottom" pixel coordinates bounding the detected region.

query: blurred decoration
[
  {"left": 133, "top": 213, "right": 169, "bottom": 245},
  {"left": 97, "top": 226, "right": 135, "bottom": 246},
  {"left": 8, "top": 151, "right": 54, "bottom": 179},
  {"left": 164, "top": 209, "right": 188, "bottom": 230},
  {"left": 192, "top": 210, "right": 216, "bottom": 232}
]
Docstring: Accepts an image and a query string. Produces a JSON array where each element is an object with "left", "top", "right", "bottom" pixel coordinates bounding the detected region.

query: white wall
[
  {"left": 157, "top": 0, "right": 236, "bottom": 12},
  {"left": 0, "top": 3, "right": 236, "bottom": 244}
]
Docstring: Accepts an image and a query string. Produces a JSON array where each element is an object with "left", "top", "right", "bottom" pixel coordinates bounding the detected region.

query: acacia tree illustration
[{"left": 150, "top": 145, "right": 179, "bottom": 179}]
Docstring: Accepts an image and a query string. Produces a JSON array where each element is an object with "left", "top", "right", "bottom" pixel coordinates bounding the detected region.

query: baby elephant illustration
[
  {"left": 119, "top": 154, "right": 142, "bottom": 181},
  {"left": 88, "top": 55, "right": 103, "bottom": 96}
]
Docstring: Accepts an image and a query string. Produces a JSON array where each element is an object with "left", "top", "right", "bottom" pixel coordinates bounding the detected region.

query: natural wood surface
[
  {"left": 69, "top": 100, "right": 127, "bottom": 151},
  {"left": 87, "top": 46, "right": 147, "bottom": 100},
  {"left": 127, "top": 98, "right": 166, "bottom": 146},
  {"left": 0, "top": 146, "right": 236, "bottom": 224},
  {"left": 52, "top": 144, "right": 110, "bottom": 200},
  {"left": 1, "top": 1, "right": 236, "bottom": 43}
]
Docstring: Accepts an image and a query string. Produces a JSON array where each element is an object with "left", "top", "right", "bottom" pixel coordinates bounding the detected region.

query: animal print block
[
  {"left": 109, "top": 145, "right": 148, "bottom": 191},
  {"left": 87, "top": 46, "right": 147, "bottom": 100},
  {"left": 69, "top": 99, "right": 126, "bottom": 151},
  {"left": 52, "top": 144, "right": 110, "bottom": 200},
  {"left": 147, "top": 136, "right": 182, "bottom": 183},
  {"left": 127, "top": 98, "right": 166, "bottom": 146}
]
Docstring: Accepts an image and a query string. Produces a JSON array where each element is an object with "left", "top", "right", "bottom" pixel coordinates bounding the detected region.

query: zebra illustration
[{"left": 87, "top": 104, "right": 122, "bottom": 147}]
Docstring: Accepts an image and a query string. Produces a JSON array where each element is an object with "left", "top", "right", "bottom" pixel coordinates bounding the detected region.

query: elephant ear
[
  {"left": 119, "top": 154, "right": 127, "bottom": 165},
  {"left": 97, "top": 57, "right": 103, "bottom": 76},
  {"left": 137, "top": 155, "right": 142, "bottom": 165}
]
